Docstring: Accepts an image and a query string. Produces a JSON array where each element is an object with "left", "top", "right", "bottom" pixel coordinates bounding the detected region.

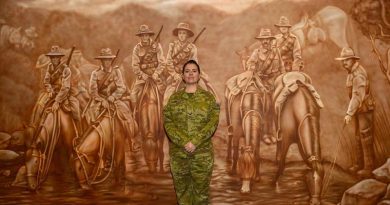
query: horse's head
[
  {"left": 8, "top": 27, "right": 22, "bottom": 49},
  {"left": 291, "top": 13, "right": 309, "bottom": 48},
  {"left": 8, "top": 26, "right": 36, "bottom": 52},
  {"left": 25, "top": 145, "right": 41, "bottom": 190}
]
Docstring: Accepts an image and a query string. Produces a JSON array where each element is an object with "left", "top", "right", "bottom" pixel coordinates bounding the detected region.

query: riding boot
[
  {"left": 349, "top": 135, "right": 363, "bottom": 173},
  {"left": 357, "top": 135, "right": 374, "bottom": 178}
]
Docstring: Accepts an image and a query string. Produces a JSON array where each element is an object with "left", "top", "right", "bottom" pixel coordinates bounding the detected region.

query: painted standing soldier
[
  {"left": 274, "top": 16, "right": 303, "bottom": 72},
  {"left": 335, "top": 47, "right": 375, "bottom": 177}
]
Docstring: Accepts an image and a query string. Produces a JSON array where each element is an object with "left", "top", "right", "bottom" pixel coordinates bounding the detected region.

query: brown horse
[
  {"left": 135, "top": 79, "right": 165, "bottom": 173},
  {"left": 25, "top": 107, "right": 78, "bottom": 190},
  {"left": 273, "top": 72, "right": 324, "bottom": 205},
  {"left": 225, "top": 71, "right": 267, "bottom": 193},
  {"left": 74, "top": 104, "right": 138, "bottom": 190}
]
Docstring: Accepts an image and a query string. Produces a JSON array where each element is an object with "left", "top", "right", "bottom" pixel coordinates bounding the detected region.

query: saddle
[{"left": 273, "top": 71, "right": 324, "bottom": 110}]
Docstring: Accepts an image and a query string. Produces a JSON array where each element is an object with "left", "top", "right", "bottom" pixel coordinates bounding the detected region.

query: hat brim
[
  {"left": 95, "top": 55, "right": 116, "bottom": 59},
  {"left": 274, "top": 24, "right": 292, "bottom": 27},
  {"left": 46, "top": 53, "right": 65, "bottom": 57},
  {"left": 135, "top": 31, "right": 155, "bottom": 36},
  {"left": 173, "top": 28, "right": 194, "bottom": 37},
  {"left": 255, "top": 36, "right": 276, "bottom": 40},
  {"left": 335, "top": 56, "right": 360, "bottom": 61}
]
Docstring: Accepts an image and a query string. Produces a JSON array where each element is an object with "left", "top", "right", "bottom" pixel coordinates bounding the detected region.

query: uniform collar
[
  {"left": 349, "top": 61, "right": 360, "bottom": 74},
  {"left": 100, "top": 65, "right": 112, "bottom": 73}
]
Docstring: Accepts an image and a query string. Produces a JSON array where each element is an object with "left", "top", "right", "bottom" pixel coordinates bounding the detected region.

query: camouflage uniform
[
  {"left": 163, "top": 87, "right": 220, "bottom": 205},
  {"left": 130, "top": 38, "right": 165, "bottom": 103},
  {"left": 345, "top": 61, "right": 375, "bottom": 174}
]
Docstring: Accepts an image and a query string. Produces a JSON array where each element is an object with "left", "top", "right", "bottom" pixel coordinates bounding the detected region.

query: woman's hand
[{"left": 184, "top": 142, "right": 196, "bottom": 153}]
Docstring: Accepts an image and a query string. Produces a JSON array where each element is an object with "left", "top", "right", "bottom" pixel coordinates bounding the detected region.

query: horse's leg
[
  {"left": 140, "top": 96, "right": 158, "bottom": 173},
  {"left": 59, "top": 110, "right": 77, "bottom": 171},
  {"left": 74, "top": 117, "right": 110, "bottom": 190},
  {"left": 230, "top": 99, "right": 241, "bottom": 175},
  {"left": 225, "top": 95, "right": 233, "bottom": 163},
  {"left": 158, "top": 130, "right": 165, "bottom": 173},
  {"left": 113, "top": 118, "right": 125, "bottom": 188},
  {"left": 274, "top": 104, "right": 296, "bottom": 184},
  {"left": 297, "top": 113, "right": 322, "bottom": 205}
]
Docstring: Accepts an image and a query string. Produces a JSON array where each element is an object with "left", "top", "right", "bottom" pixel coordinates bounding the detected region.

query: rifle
[
  {"left": 154, "top": 25, "right": 163, "bottom": 43},
  {"left": 66, "top": 46, "right": 76, "bottom": 66},
  {"left": 171, "top": 27, "right": 206, "bottom": 60}
]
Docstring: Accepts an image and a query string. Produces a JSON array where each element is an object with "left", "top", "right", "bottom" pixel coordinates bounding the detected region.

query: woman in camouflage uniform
[{"left": 163, "top": 60, "right": 220, "bottom": 205}]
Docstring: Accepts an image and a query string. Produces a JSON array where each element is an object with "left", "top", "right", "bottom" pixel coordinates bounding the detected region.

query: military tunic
[
  {"left": 163, "top": 87, "right": 220, "bottom": 205},
  {"left": 130, "top": 39, "right": 165, "bottom": 103},
  {"left": 275, "top": 33, "right": 303, "bottom": 71}
]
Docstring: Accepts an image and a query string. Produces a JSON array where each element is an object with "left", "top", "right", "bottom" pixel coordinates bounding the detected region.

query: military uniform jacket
[
  {"left": 346, "top": 62, "right": 375, "bottom": 116},
  {"left": 44, "top": 63, "right": 72, "bottom": 103},
  {"left": 132, "top": 39, "right": 165, "bottom": 77},
  {"left": 89, "top": 66, "right": 132, "bottom": 121},
  {"left": 275, "top": 33, "right": 302, "bottom": 70},
  {"left": 166, "top": 40, "right": 197, "bottom": 76},
  {"left": 163, "top": 87, "right": 220, "bottom": 156},
  {"left": 43, "top": 63, "right": 80, "bottom": 120},
  {"left": 246, "top": 47, "right": 285, "bottom": 77}
]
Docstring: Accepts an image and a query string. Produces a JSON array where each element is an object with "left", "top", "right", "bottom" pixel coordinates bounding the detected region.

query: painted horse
[
  {"left": 273, "top": 71, "right": 324, "bottom": 205},
  {"left": 25, "top": 105, "right": 79, "bottom": 190},
  {"left": 225, "top": 70, "right": 267, "bottom": 193},
  {"left": 136, "top": 79, "right": 165, "bottom": 173},
  {"left": 74, "top": 102, "right": 138, "bottom": 190}
]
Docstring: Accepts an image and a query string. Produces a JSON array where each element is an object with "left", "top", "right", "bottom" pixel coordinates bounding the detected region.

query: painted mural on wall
[{"left": 1, "top": 0, "right": 390, "bottom": 204}]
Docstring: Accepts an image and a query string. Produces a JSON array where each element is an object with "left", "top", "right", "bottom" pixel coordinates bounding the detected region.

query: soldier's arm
[
  {"left": 154, "top": 43, "right": 165, "bottom": 76},
  {"left": 111, "top": 68, "right": 126, "bottom": 100},
  {"left": 346, "top": 75, "right": 366, "bottom": 116},
  {"left": 55, "top": 66, "right": 71, "bottom": 103},
  {"left": 293, "top": 36, "right": 303, "bottom": 60},
  {"left": 163, "top": 97, "right": 187, "bottom": 147},
  {"left": 191, "top": 96, "right": 220, "bottom": 147},
  {"left": 131, "top": 45, "right": 147, "bottom": 77},
  {"left": 246, "top": 49, "right": 258, "bottom": 71},
  {"left": 166, "top": 43, "right": 177, "bottom": 77},
  {"left": 43, "top": 66, "right": 53, "bottom": 93},
  {"left": 89, "top": 70, "right": 102, "bottom": 101},
  {"left": 292, "top": 36, "right": 303, "bottom": 69},
  {"left": 276, "top": 47, "right": 286, "bottom": 73},
  {"left": 190, "top": 44, "right": 198, "bottom": 62}
]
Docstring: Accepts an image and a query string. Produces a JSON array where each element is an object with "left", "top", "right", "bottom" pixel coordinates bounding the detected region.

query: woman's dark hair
[{"left": 182, "top": 60, "right": 200, "bottom": 74}]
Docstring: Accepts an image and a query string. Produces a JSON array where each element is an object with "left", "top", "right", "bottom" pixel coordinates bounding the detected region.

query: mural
[{"left": 1, "top": 0, "right": 390, "bottom": 204}]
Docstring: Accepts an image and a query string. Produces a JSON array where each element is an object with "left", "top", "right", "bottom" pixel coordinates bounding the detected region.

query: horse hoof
[
  {"left": 80, "top": 184, "right": 92, "bottom": 190},
  {"left": 263, "top": 138, "right": 272, "bottom": 145},
  {"left": 240, "top": 180, "right": 251, "bottom": 193},
  {"left": 310, "top": 197, "right": 321, "bottom": 205}
]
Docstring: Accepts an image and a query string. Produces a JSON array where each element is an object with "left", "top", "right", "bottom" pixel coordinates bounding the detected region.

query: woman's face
[{"left": 183, "top": 63, "right": 200, "bottom": 85}]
